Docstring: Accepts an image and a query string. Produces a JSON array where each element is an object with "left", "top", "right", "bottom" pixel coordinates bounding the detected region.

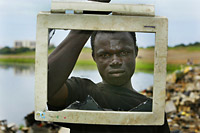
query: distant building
[{"left": 14, "top": 40, "right": 36, "bottom": 49}]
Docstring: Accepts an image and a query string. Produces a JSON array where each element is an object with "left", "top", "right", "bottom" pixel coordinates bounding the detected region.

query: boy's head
[{"left": 91, "top": 31, "right": 138, "bottom": 86}]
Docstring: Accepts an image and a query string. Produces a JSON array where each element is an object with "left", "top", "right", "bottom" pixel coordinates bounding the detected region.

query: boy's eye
[
  {"left": 120, "top": 51, "right": 128, "bottom": 56},
  {"left": 100, "top": 53, "right": 110, "bottom": 58},
  {"left": 103, "top": 54, "right": 110, "bottom": 58}
]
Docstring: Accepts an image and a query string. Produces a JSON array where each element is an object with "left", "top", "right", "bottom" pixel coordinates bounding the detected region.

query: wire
[{"left": 48, "top": 29, "right": 56, "bottom": 46}]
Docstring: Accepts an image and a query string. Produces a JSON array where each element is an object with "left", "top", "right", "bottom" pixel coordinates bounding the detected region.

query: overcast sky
[{"left": 0, "top": 0, "right": 199, "bottom": 48}]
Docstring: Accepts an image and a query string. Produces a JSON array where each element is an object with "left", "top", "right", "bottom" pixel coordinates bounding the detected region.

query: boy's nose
[{"left": 110, "top": 55, "right": 122, "bottom": 67}]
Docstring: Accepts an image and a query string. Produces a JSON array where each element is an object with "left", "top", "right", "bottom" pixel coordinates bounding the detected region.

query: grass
[
  {"left": 136, "top": 60, "right": 154, "bottom": 71},
  {"left": 48, "top": 48, "right": 55, "bottom": 54},
  {"left": 81, "top": 47, "right": 92, "bottom": 53},
  {"left": 186, "top": 46, "right": 200, "bottom": 51},
  {"left": 0, "top": 57, "right": 182, "bottom": 72},
  {"left": 168, "top": 46, "right": 200, "bottom": 51},
  {"left": 14, "top": 51, "right": 35, "bottom": 56},
  {"left": 75, "top": 60, "right": 97, "bottom": 70},
  {"left": 136, "top": 60, "right": 181, "bottom": 73},
  {"left": 167, "top": 64, "right": 181, "bottom": 72},
  {"left": 0, "top": 58, "right": 35, "bottom": 63},
  {"left": 0, "top": 47, "right": 195, "bottom": 72},
  {"left": 0, "top": 56, "right": 181, "bottom": 72},
  {"left": 76, "top": 60, "right": 96, "bottom": 67}
]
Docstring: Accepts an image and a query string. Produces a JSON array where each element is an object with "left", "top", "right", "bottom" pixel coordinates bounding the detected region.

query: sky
[{"left": 0, "top": 0, "right": 200, "bottom": 48}]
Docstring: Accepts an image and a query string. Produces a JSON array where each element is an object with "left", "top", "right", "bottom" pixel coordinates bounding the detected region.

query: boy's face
[{"left": 93, "top": 32, "right": 136, "bottom": 86}]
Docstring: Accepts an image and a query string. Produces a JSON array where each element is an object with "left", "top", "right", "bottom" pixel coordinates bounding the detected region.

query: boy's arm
[
  {"left": 48, "top": 30, "right": 92, "bottom": 108},
  {"left": 48, "top": 0, "right": 111, "bottom": 109}
]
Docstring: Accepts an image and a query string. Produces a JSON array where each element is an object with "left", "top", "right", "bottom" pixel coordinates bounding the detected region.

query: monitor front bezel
[{"left": 35, "top": 11, "right": 168, "bottom": 125}]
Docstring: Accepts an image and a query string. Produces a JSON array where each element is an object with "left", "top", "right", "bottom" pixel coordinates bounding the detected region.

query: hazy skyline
[{"left": 0, "top": 0, "right": 199, "bottom": 48}]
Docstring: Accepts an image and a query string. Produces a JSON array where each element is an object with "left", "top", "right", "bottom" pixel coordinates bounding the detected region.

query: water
[
  {"left": 70, "top": 69, "right": 154, "bottom": 92},
  {"left": 0, "top": 64, "right": 35, "bottom": 126},
  {"left": 0, "top": 63, "right": 153, "bottom": 126}
]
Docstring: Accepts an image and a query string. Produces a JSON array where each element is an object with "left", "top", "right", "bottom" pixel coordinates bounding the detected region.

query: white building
[{"left": 14, "top": 40, "right": 36, "bottom": 49}]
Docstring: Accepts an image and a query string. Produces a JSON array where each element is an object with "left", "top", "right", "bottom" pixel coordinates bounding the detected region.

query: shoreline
[
  {"left": 0, "top": 58, "right": 183, "bottom": 72},
  {"left": 0, "top": 47, "right": 199, "bottom": 72}
]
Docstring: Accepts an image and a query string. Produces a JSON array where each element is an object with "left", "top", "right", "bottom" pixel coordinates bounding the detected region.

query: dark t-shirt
[{"left": 48, "top": 77, "right": 170, "bottom": 133}]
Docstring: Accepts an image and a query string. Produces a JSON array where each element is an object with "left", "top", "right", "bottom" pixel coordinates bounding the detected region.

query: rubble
[
  {"left": 143, "top": 66, "right": 200, "bottom": 132},
  {"left": 0, "top": 112, "right": 61, "bottom": 133},
  {"left": 0, "top": 120, "right": 18, "bottom": 133},
  {"left": 23, "top": 111, "right": 61, "bottom": 133}
]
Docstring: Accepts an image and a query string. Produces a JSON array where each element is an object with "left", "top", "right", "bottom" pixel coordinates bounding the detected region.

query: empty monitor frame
[{"left": 35, "top": 2, "right": 168, "bottom": 125}]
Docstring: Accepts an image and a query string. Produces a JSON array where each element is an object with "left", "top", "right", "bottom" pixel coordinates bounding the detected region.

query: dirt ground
[
  {"left": 137, "top": 49, "right": 200, "bottom": 65},
  {"left": 0, "top": 48, "right": 199, "bottom": 65},
  {"left": 78, "top": 48, "right": 200, "bottom": 65}
]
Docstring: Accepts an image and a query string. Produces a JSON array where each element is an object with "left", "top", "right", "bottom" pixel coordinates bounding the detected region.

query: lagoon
[{"left": 0, "top": 63, "right": 153, "bottom": 126}]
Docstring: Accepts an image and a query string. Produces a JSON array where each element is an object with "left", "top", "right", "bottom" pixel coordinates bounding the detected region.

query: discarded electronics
[
  {"left": 143, "top": 66, "right": 200, "bottom": 132},
  {"left": 0, "top": 119, "right": 18, "bottom": 132},
  {"left": 35, "top": 0, "right": 168, "bottom": 125},
  {"left": 23, "top": 112, "right": 60, "bottom": 133}
]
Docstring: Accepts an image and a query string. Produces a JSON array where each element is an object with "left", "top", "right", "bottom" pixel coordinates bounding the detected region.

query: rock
[{"left": 165, "top": 100, "right": 177, "bottom": 113}]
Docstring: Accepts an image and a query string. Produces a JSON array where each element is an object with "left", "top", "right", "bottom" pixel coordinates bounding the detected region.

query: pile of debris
[
  {"left": 144, "top": 66, "right": 200, "bottom": 132},
  {"left": 1, "top": 112, "right": 70, "bottom": 133},
  {"left": 23, "top": 111, "right": 61, "bottom": 133},
  {"left": 166, "top": 66, "right": 200, "bottom": 132},
  {"left": 0, "top": 120, "right": 18, "bottom": 133}
]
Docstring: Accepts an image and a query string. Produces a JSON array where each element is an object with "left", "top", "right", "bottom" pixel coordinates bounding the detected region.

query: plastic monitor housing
[{"left": 35, "top": 1, "right": 168, "bottom": 125}]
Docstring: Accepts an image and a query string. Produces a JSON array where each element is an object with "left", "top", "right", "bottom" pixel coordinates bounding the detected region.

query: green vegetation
[
  {"left": 15, "top": 51, "right": 35, "bottom": 56},
  {"left": 167, "top": 64, "right": 181, "bottom": 73},
  {"left": 174, "top": 41, "right": 200, "bottom": 48},
  {"left": 75, "top": 59, "right": 181, "bottom": 72},
  {"left": 0, "top": 43, "right": 199, "bottom": 72},
  {"left": 81, "top": 47, "right": 92, "bottom": 53},
  {"left": 168, "top": 46, "right": 200, "bottom": 51},
  {"left": 142, "top": 41, "right": 200, "bottom": 51},
  {"left": 0, "top": 45, "right": 56, "bottom": 55},
  {"left": 75, "top": 60, "right": 97, "bottom": 69},
  {"left": 0, "top": 47, "right": 35, "bottom": 54},
  {"left": 19, "top": 124, "right": 25, "bottom": 131},
  {"left": 136, "top": 61, "right": 154, "bottom": 71},
  {"left": 0, "top": 58, "right": 35, "bottom": 63},
  {"left": 145, "top": 46, "right": 155, "bottom": 49},
  {"left": 0, "top": 57, "right": 183, "bottom": 72},
  {"left": 186, "top": 46, "right": 200, "bottom": 51},
  {"left": 136, "top": 60, "right": 181, "bottom": 72},
  {"left": 76, "top": 59, "right": 95, "bottom": 66},
  {"left": 168, "top": 41, "right": 200, "bottom": 51}
]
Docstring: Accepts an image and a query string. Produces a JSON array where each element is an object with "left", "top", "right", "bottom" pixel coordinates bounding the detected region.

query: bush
[
  {"left": 0, "top": 47, "right": 32, "bottom": 54},
  {"left": 0, "top": 47, "right": 12, "bottom": 54}
]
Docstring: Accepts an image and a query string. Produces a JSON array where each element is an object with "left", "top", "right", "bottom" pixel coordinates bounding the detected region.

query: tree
[{"left": 0, "top": 47, "right": 12, "bottom": 54}]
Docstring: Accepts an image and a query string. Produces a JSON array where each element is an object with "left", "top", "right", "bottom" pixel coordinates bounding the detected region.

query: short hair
[{"left": 91, "top": 31, "right": 138, "bottom": 57}]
